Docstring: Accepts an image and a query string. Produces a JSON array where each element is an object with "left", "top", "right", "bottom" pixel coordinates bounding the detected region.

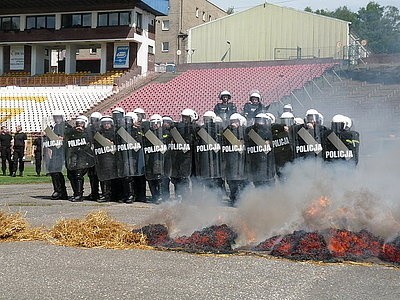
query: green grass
[{"left": 0, "top": 163, "right": 52, "bottom": 185}]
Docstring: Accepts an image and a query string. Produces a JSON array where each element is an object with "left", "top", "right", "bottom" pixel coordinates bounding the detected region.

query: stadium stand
[
  {"left": 0, "top": 85, "right": 113, "bottom": 132},
  {"left": 105, "top": 62, "right": 337, "bottom": 120}
]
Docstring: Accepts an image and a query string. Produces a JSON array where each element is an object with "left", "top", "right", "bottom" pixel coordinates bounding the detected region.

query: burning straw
[
  {"left": 49, "top": 211, "right": 149, "bottom": 250},
  {"left": 0, "top": 210, "right": 47, "bottom": 242}
]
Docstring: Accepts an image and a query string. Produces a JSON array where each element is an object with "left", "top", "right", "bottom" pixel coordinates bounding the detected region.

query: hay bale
[
  {"left": 49, "top": 210, "right": 148, "bottom": 249},
  {"left": 0, "top": 210, "right": 47, "bottom": 242}
]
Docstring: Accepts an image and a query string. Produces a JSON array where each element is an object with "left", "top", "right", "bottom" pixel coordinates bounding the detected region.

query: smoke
[{"left": 144, "top": 65, "right": 400, "bottom": 246}]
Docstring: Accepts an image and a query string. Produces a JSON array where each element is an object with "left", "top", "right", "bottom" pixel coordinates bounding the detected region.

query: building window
[
  {"left": 161, "top": 42, "right": 169, "bottom": 52},
  {"left": 97, "top": 11, "right": 131, "bottom": 27},
  {"left": 161, "top": 20, "right": 169, "bottom": 31},
  {"left": 89, "top": 48, "right": 97, "bottom": 55},
  {"left": 0, "top": 16, "right": 20, "bottom": 31},
  {"left": 202, "top": 12, "right": 206, "bottom": 22},
  {"left": 209, "top": 15, "right": 212, "bottom": 22},
  {"left": 196, "top": 8, "right": 199, "bottom": 18},
  {"left": 136, "top": 12, "right": 142, "bottom": 29},
  {"left": 148, "top": 45, "right": 154, "bottom": 54},
  {"left": 26, "top": 15, "right": 55, "bottom": 29},
  {"left": 61, "top": 13, "right": 91, "bottom": 28}
]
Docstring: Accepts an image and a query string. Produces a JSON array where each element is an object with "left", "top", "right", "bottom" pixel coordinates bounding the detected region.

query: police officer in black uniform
[
  {"left": 0, "top": 126, "right": 13, "bottom": 176},
  {"left": 322, "top": 114, "right": 360, "bottom": 165},
  {"left": 245, "top": 113, "right": 276, "bottom": 187},
  {"left": 11, "top": 124, "right": 27, "bottom": 177},
  {"left": 243, "top": 91, "right": 269, "bottom": 126},
  {"left": 85, "top": 112, "right": 102, "bottom": 201},
  {"left": 161, "top": 116, "right": 174, "bottom": 201},
  {"left": 65, "top": 116, "right": 94, "bottom": 202},
  {"left": 214, "top": 90, "right": 237, "bottom": 127}
]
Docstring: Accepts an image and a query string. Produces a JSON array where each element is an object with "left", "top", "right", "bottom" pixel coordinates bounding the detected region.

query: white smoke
[{"left": 144, "top": 66, "right": 400, "bottom": 246}]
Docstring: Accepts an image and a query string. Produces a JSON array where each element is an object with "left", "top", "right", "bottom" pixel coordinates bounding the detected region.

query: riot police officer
[
  {"left": 322, "top": 114, "right": 360, "bottom": 165},
  {"left": 245, "top": 113, "right": 276, "bottom": 187},
  {"left": 161, "top": 116, "right": 174, "bottom": 201},
  {"left": 243, "top": 91, "right": 269, "bottom": 126},
  {"left": 222, "top": 113, "right": 248, "bottom": 206},
  {"left": 11, "top": 124, "right": 27, "bottom": 177},
  {"left": 93, "top": 116, "right": 118, "bottom": 202},
  {"left": 290, "top": 109, "right": 327, "bottom": 160},
  {"left": 194, "top": 111, "right": 224, "bottom": 197},
  {"left": 214, "top": 90, "right": 237, "bottom": 127},
  {"left": 0, "top": 126, "right": 13, "bottom": 176},
  {"left": 85, "top": 112, "right": 102, "bottom": 201},
  {"left": 143, "top": 114, "right": 166, "bottom": 203},
  {"left": 169, "top": 108, "right": 197, "bottom": 200},
  {"left": 43, "top": 110, "right": 69, "bottom": 200},
  {"left": 65, "top": 115, "right": 94, "bottom": 202}
]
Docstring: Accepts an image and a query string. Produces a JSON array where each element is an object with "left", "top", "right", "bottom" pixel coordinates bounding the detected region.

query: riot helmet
[
  {"left": 90, "top": 112, "right": 102, "bottom": 125},
  {"left": 125, "top": 112, "right": 139, "bottom": 124},
  {"left": 52, "top": 110, "right": 65, "bottom": 123},
  {"left": 149, "top": 114, "right": 163, "bottom": 129},
  {"left": 112, "top": 107, "right": 125, "bottom": 124},
  {"left": 294, "top": 117, "right": 304, "bottom": 125},
  {"left": 162, "top": 116, "right": 173, "bottom": 129},
  {"left": 305, "top": 109, "right": 320, "bottom": 124},
  {"left": 254, "top": 113, "right": 271, "bottom": 126},
  {"left": 214, "top": 116, "right": 223, "bottom": 124},
  {"left": 219, "top": 90, "right": 231, "bottom": 103},
  {"left": 76, "top": 115, "right": 88, "bottom": 128},
  {"left": 331, "top": 115, "right": 351, "bottom": 132},
  {"left": 249, "top": 92, "right": 261, "bottom": 104},
  {"left": 203, "top": 111, "right": 217, "bottom": 123},
  {"left": 100, "top": 116, "right": 114, "bottom": 129},
  {"left": 134, "top": 108, "right": 146, "bottom": 121},
  {"left": 280, "top": 112, "right": 295, "bottom": 126},
  {"left": 229, "top": 113, "right": 246, "bottom": 127},
  {"left": 181, "top": 108, "right": 196, "bottom": 123},
  {"left": 283, "top": 104, "right": 293, "bottom": 113}
]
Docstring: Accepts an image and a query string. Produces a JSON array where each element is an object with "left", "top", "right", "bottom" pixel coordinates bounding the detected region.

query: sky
[{"left": 211, "top": 0, "right": 400, "bottom": 12}]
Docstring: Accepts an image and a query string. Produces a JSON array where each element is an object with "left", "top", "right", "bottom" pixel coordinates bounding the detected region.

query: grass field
[{"left": 0, "top": 163, "right": 52, "bottom": 185}]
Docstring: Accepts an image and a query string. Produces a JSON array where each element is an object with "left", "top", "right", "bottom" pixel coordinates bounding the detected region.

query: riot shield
[
  {"left": 322, "top": 130, "right": 360, "bottom": 165},
  {"left": 93, "top": 128, "right": 118, "bottom": 182},
  {"left": 245, "top": 125, "right": 275, "bottom": 182},
  {"left": 291, "top": 124, "right": 326, "bottom": 159},
  {"left": 115, "top": 119, "right": 144, "bottom": 177},
  {"left": 222, "top": 125, "right": 246, "bottom": 181},
  {"left": 168, "top": 122, "right": 194, "bottom": 179},
  {"left": 271, "top": 123, "right": 293, "bottom": 173},
  {"left": 194, "top": 122, "right": 222, "bottom": 179},
  {"left": 64, "top": 127, "right": 95, "bottom": 171},
  {"left": 143, "top": 124, "right": 166, "bottom": 181},
  {"left": 42, "top": 123, "right": 65, "bottom": 174}
]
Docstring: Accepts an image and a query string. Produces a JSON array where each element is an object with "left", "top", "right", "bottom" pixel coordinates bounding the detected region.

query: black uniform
[
  {"left": 214, "top": 102, "right": 237, "bottom": 127},
  {"left": 322, "top": 129, "right": 360, "bottom": 165},
  {"left": 0, "top": 130, "right": 13, "bottom": 176},
  {"left": 86, "top": 122, "right": 101, "bottom": 201},
  {"left": 243, "top": 103, "right": 269, "bottom": 126},
  {"left": 245, "top": 123, "right": 275, "bottom": 187},
  {"left": 271, "top": 123, "right": 293, "bottom": 178},
  {"left": 11, "top": 130, "right": 27, "bottom": 176},
  {"left": 32, "top": 137, "right": 42, "bottom": 176},
  {"left": 291, "top": 123, "right": 327, "bottom": 160},
  {"left": 222, "top": 124, "right": 247, "bottom": 206}
]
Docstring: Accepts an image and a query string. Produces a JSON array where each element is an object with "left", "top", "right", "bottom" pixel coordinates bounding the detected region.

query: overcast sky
[{"left": 211, "top": 0, "right": 399, "bottom": 12}]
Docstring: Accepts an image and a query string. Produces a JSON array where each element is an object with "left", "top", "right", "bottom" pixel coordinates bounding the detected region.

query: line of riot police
[{"left": 41, "top": 104, "right": 359, "bottom": 206}]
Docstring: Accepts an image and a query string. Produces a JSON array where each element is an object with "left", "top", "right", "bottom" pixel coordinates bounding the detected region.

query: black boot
[
  {"left": 71, "top": 178, "right": 84, "bottom": 202},
  {"left": 98, "top": 181, "right": 111, "bottom": 203}
]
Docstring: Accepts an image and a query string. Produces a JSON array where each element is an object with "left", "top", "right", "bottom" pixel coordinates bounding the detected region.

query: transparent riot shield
[
  {"left": 168, "top": 122, "right": 194, "bottom": 179},
  {"left": 195, "top": 122, "right": 222, "bottom": 179},
  {"left": 222, "top": 125, "right": 246, "bottom": 181},
  {"left": 271, "top": 123, "right": 293, "bottom": 173},
  {"left": 245, "top": 125, "right": 275, "bottom": 182},
  {"left": 291, "top": 124, "right": 326, "bottom": 159},
  {"left": 93, "top": 129, "right": 118, "bottom": 182},
  {"left": 42, "top": 123, "right": 65, "bottom": 174},
  {"left": 143, "top": 124, "right": 166, "bottom": 181},
  {"left": 115, "top": 119, "right": 144, "bottom": 177},
  {"left": 64, "top": 127, "right": 95, "bottom": 171},
  {"left": 322, "top": 129, "right": 360, "bottom": 165}
]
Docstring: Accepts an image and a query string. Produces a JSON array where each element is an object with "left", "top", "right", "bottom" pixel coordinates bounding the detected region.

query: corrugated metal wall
[{"left": 187, "top": 4, "right": 349, "bottom": 63}]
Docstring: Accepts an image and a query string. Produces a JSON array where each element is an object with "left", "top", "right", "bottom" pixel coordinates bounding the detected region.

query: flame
[{"left": 304, "top": 196, "right": 330, "bottom": 218}]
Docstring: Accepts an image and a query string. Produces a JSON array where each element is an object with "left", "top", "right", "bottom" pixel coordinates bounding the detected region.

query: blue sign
[{"left": 114, "top": 46, "right": 129, "bottom": 68}]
